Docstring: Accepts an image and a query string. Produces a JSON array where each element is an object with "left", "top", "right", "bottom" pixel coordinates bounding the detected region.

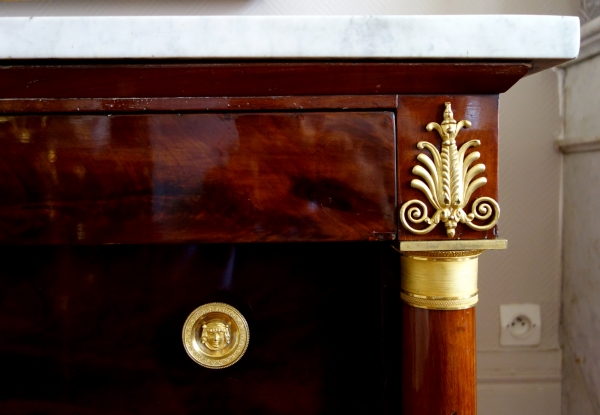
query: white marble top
[{"left": 0, "top": 15, "right": 579, "bottom": 73}]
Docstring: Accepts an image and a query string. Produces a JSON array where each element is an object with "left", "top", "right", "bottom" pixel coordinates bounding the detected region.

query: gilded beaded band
[{"left": 400, "top": 291, "right": 479, "bottom": 310}]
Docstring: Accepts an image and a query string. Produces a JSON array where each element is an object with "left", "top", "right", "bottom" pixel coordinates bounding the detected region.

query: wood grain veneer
[{"left": 0, "top": 112, "right": 396, "bottom": 244}]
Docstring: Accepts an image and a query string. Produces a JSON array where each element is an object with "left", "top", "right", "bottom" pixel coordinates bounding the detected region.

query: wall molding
[
  {"left": 555, "top": 136, "right": 600, "bottom": 153},
  {"left": 477, "top": 350, "right": 561, "bottom": 384},
  {"left": 563, "top": 15, "right": 600, "bottom": 66}
]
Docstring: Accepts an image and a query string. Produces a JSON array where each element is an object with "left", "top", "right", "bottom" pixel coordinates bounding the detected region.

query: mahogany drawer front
[
  {"left": 0, "top": 242, "right": 394, "bottom": 415},
  {"left": 0, "top": 112, "right": 396, "bottom": 244}
]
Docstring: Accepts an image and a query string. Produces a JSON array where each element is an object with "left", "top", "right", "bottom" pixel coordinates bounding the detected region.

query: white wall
[
  {"left": 476, "top": 69, "right": 565, "bottom": 414},
  {"left": 0, "top": 1, "right": 579, "bottom": 414},
  {"left": 560, "top": 32, "right": 600, "bottom": 414}
]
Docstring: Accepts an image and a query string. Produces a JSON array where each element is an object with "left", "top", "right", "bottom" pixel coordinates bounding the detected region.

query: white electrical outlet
[{"left": 500, "top": 304, "right": 541, "bottom": 346}]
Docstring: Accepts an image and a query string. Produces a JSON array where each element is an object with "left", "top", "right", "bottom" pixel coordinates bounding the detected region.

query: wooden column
[
  {"left": 402, "top": 306, "right": 476, "bottom": 414},
  {"left": 396, "top": 97, "right": 506, "bottom": 414},
  {"left": 400, "top": 250, "right": 479, "bottom": 415}
]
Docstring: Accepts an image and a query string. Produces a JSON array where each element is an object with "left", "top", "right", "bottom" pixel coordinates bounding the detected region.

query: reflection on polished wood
[{"left": 0, "top": 112, "right": 395, "bottom": 244}]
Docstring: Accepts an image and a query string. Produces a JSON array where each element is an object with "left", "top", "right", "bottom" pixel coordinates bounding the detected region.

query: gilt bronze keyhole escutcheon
[{"left": 182, "top": 302, "right": 250, "bottom": 369}]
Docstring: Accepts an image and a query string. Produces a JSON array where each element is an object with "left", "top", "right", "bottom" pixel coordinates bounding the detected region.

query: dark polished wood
[
  {"left": 0, "top": 95, "right": 397, "bottom": 114},
  {"left": 0, "top": 242, "right": 391, "bottom": 415},
  {"left": 0, "top": 112, "right": 396, "bottom": 244},
  {"left": 401, "top": 304, "right": 477, "bottom": 415},
  {"left": 397, "top": 95, "right": 499, "bottom": 240},
  {"left": 0, "top": 59, "right": 513, "bottom": 414},
  {"left": 0, "top": 62, "right": 530, "bottom": 99}
]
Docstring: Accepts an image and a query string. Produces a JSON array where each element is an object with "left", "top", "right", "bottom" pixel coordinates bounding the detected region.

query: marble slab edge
[{"left": 0, "top": 15, "right": 580, "bottom": 74}]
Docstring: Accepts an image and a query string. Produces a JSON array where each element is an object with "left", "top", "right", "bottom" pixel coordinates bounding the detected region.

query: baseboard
[{"left": 477, "top": 349, "right": 561, "bottom": 383}]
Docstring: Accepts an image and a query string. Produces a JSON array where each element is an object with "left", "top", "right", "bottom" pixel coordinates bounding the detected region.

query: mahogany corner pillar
[
  {"left": 397, "top": 99, "right": 509, "bottom": 414},
  {"left": 398, "top": 246, "right": 504, "bottom": 414}
]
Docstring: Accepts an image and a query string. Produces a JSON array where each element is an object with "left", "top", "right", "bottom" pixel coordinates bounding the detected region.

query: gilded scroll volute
[{"left": 400, "top": 102, "right": 500, "bottom": 238}]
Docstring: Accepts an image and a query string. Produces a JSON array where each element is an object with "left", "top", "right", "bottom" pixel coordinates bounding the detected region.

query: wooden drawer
[
  {"left": 0, "top": 112, "right": 396, "bottom": 244},
  {"left": 0, "top": 242, "right": 398, "bottom": 415}
]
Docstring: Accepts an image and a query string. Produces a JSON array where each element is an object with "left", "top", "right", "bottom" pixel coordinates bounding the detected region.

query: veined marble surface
[{"left": 0, "top": 15, "right": 579, "bottom": 72}]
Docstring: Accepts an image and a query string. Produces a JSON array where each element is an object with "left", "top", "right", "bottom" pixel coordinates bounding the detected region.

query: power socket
[{"left": 500, "top": 304, "right": 541, "bottom": 346}]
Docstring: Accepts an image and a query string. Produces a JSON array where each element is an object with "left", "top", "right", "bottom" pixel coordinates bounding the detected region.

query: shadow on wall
[{"left": 580, "top": 0, "right": 600, "bottom": 23}]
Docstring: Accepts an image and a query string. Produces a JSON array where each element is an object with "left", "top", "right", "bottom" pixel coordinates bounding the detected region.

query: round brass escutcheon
[{"left": 182, "top": 302, "right": 249, "bottom": 369}]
